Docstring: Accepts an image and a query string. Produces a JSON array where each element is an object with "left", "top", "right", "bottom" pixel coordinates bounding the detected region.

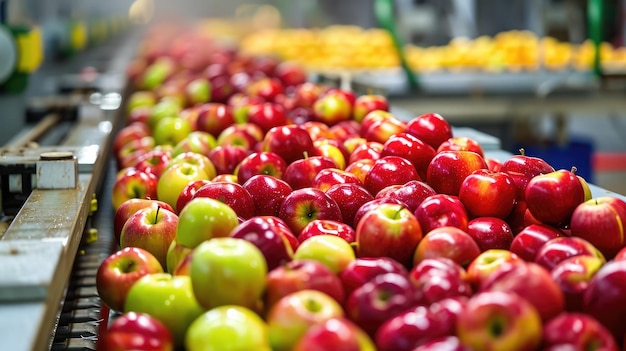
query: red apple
[
  {"left": 193, "top": 181, "right": 255, "bottom": 220},
  {"left": 278, "top": 187, "right": 343, "bottom": 235},
  {"left": 413, "top": 226, "right": 481, "bottom": 268},
  {"left": 409, "top": 257, "right": 473, "bottom": 306},
  {"left": 466, "top": 217, "right": 514, "bottom": 251},
  {"left": 426, "top": 150, "right": 487, "bottom": 196},
  {"left": 339, "top": 257, "right": 409, "bottom": 299},
  {"left": 405, "top": 113, "right": 453, "bottom": 150},
  {"left": 458, "top": 169, "right": 517, "bottom": 219},
  {"left": 248, "top": 102, "right": 288, "bottom": 133},
  {"left": 550, "top": 255, "right": 605, "bottom": 311},
  {"left": 525, "top": 169, "right": 587, "bottom": 227},
  {"left": 247, "top": 77, "right": 284, "bottom": 102},
  {"left": 533, "top": 236, "right": 605, "bottom": 271},
  {"left": 293, "top": 82, "right": 324, "bottom": 108},
  {"left": 500, "top": 149, "right": 555, "bottom": 201},
  {"left": 175, "top": 179, "right": 212, "bottom": 214},
  {"left": 242, "top": 174, "right": 293, "bottom": 216},
  {"left": 207, "top": 145, "right": 250, "bottom": 175},
  {"left": 437, "top": 136, "right": 485, "bottom": 158},
  {"left": 111, "top": 168, "right": 159, "bottom": 211},
  {"left": 380, "top": 132, "right": 436, "bottom": 180},
  {"left": 509, "top": 223, "right": 564, "bottom": 262},
  {"left": 282, "top": 156, "right": 337, "bottom": 190},
  {"left": 313, "top": 89, "right": 352, "bottom": 126},
  {"left": 353, "top": 94, "right": 389, "bottom": 123},
  {"left": 325, "top": 183, "right": 375, "bottom": 227},
  {"left": 376, "top": 180, "right": 436, "bottom": 213},
  {"left": 583, "top": 259, "right": 626, "bottom": 341},
  {"left": 363, "top": 156, "right": 420, "bottom": 196},
  {"left": 216, "top": 122, "right": 263, "bottom": 150},
  {"left": 298, "top": 219, "right": 356, "bottom": 244},
  {"left": 132, "top": 148, "right": 172, "bottom": 179},
  {"left": 353, "top": 197, "right": 408, "bottom": 230},
  {"left": 414, "top": 194, "right": 469, "bottom": 233},
  {"left": 114, "top": 198, "right": 175, "bottom": 245},
  {"left": 570, "top": 196, "right": 626, "bottom": 259},
  {"left": 363, "top": 118, "right": 407, "bottom": 145},
  {"left": 98, "top": 312, "right": 173, "bottom": 351},
  {"left": 542, "top": 312, "right": 619, "bottom": 351},
  {"left": 466, "top": 249, "right": 524, "bottom": 288},
  {"left": 311, "top": 168, "right": 361, "bottom": 192},
  {"left": 293, "top": 317, "right": 375, "bottom": 351},
  {"left": 261, "top": 125, "right": 316, "bottom": 164},
  {"left": 348, "top": 141, "right": 383, "bottom": 165},
  {"left": 235, "top": 151, "right": 288, "bottom": 185}
]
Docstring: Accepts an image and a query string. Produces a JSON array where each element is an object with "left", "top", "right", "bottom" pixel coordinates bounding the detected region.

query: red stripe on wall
[{"left": 593, "top": 152, "right": 626, "bottom": 171}]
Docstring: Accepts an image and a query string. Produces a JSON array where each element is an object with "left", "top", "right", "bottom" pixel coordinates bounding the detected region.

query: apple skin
[
  {"left": 380, "top": 132, "right": 436, "bottom": 180},
  {"left": 405, "top": 112, "right": 453, "bottom": 150},
  {"left": 413, "top": 226, "right": 481, "bottom": 268},
  {"left": 293, "top": 82, "right": 324, "bottom": 109},
  {"left": 326, "top": 183, "right": 374, "bottom": 227},
  {"left": 376, "top": 180, "right": 436, "bottom": 214},
  {"left": 113, "top": 198, "right": 175, "bottom": 245},
  {"left": 242, "top": 174, "right": 293, "bottom": 216},
  {"left": 247, "top": 102, "right": 288, "bottom": 133},
  {"left": 356, "top": 202, "right": 423, "bottom": 267},
  {"left": 171, "top": 130, "right": 216, "bottom": 159},
  {"left": 194, "top": 102, "right": 234, "bottom": 137},
  {"left": 409, "top": 257, "right": 473, "bottom": 306},
  {"left": 111, "top": 168, "right": 159, "bottom": 211},
  {"left": 217, "top": 122, "right": 263, "bottom": 150},
  {"left": 506, "top": 200, "right": 542, "bottom": 235},
  {"left": 132, "top": 148, "right": 172, "bottom": 179},
  {"left": 153, "top": 116, "right": 193, "bottom": 147},
  {"left": 120, "top": 206, "right": 179, "bottom": 269},
  {"left": 583, "top": 260, "right": 626, "bottom": 341},
  {"left": 570, "top": 196, "right": 626, "bottom": 259},
  {"left": 192, "top": 181, "right": 256, "bottom": 219},
  {"left": 278, "top": 187, "right": 343, "bottom": 235},
  {"left": 466, "top": 217, "right": 514, "bottom": 251},
  {"left": 190, "top": 237, "right": 267, "bottom": 310},
  {"left": 339, "top": 257, "right": 409, "bottom": 299},
  {"left": 235, "top": 151, "right": 288, "bottom": 185},
  {"left": 437, "top": 136, "right": 485, "bottom": 159},
  {"left": 96, "top": 247, "right": 164, "bottom": 312},
  {"left": 175, "top": 179, "right": 212, "bottom": 214},
  {"left": 311, "top": 168, "right": 361, "bottom": 192},
  {"left": 363, "top": 118, "right": 408, "bottom": 147},
  {"left": 410, "top": 336, "right": 471, "bottom": 351},
  {"left": 363, "top": 155, "right": 421, "bottom": 196},
  {"left": 175, "top": 197, "right": 240, "bottom": 249},
  {"left": 207, "top": 145, "right": 250, "bottom": 175},
  {"left": 542, "top": 312, "right": 619, "bottom": 351},
  {"left": 480, "top": 261, "right": 565, "bottom": 321},
  {"left": 466, "top": 249, "right": 524, "bottom": 288},
  {"left": 283, "top": 156, "right": 338, "bottom": 190},
  {"left": 123, "top": 273, "right": 205, "bottom": 347},
  {"left": 348, "top": 141, "right": 383, "bottom": 165},
  {"left": 550, "top": 255, "right": 605, "bottom": 312},
  {"left": 456, "top": 290, "right": 542, "bottom": 351},
  {"left": 426, "top": 150, "right": 488, "bottom": 196},
  {"left": 414, "top": 194, "right": 469, "bottom": 233},
  {"left": 313, "top": 89, "right": 353, "bottom": 126},
  {"left": 185, "top": 305, "right": 271, "bottom": 351},
  {"left": 113, "top": 122, "right": 151, "bottom": 157},
  {"left": 533, "top": 236, "right": 605, "bottom": 271},
  {"left": 375, "top": 296, "right": 467, "bottom": 351},
  {"left": 293, "top": 234, "right": 356, "bottom": 274},
  {"left": 156, "top": 162, "right": 210, "bottom": 212},
  {"left": 265, "top": 259, "right": 345, "bottom": 309},
  {"left": 458, "top": 169, "right": 517, "bottom": 219},
  {"left": 353, "top": 197, "right": 408, "bottom": 232},
  {"left": 261, "top": 125, "right": 316, "bottom": 164},
  {"left": 98, "top": 311, "right": 174, "bottom": 351},
  {"left": 500, "top": 150, "right": 555, "bottom": 201},
  {"left": 165, "top": 240, "right": 193, "bottom": 275},
  {"left": 293, "top": 317, "right": 376, "bottom": 351},
  {"left": 298, "top": 219, "right": 356, "bottom": 244},
  {"left": 509, "top": 223, "right": 564, "bottom": 262},
  {"left": 267, "top": 289, "right": 345, "bottom": 351},
  {"left": 524, "top": 169, "right": 587, "bottom": 227},
  {"left": 229, "top": 216, "right": 294, "bottom": 271},
  {"left": 345, "top": 272, "right": 419, "bottom": 337},
  {"left": 353, "top": 94, "right": 389, "bottom": 123}
]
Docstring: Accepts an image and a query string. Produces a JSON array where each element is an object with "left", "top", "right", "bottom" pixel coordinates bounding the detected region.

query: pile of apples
[{"left": 97, "top": 25, "right": 626, "bottom": 351}]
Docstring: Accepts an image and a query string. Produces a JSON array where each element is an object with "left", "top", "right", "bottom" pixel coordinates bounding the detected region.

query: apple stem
[
  {"left": 519, "top": 148, "right": 525, "bottom": 156},
  {"left": 571, "top": 166, "right": 578, "bottom": 174},
  {"left": 154, "top": 206, "right": 161, "bottom": 224},
  {"left": 303, "top": 151, "right": 309, "bottom": 159}
]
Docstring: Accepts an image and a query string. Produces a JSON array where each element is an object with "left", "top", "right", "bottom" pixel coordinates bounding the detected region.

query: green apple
[
  {"left": 153, "top": 116, "right": 193, "bottom": 146},
  {"left": 190, "top": 237, "right": 267, "bottom": 310},
  {"left": 127, "top": 90, "right": 156, "bottom": 113},
  {"left": 185, "top": 77, "right": 212, "bottom": 106},
  {"left": 172, "top": 131, "right": 217, "bottom": 158},
  {"left": 166, "top": 239, "right": 193, "bottom": 274},
  {"left": 166, "top": 151, "right": 217, "bottom": 182},
  {"left": 267, "top": 289, "right": 345, "bottom": 351},
  {"left": 185, "top": 305, "right": 271, "bottom": 351},
  {"left": 124, "top": 273, "right": 205, "bottom": 347},
  {"left": 293, "top": 234, "right": 356, "bottom": 274},
  {"left": 157, "top": 162, "right": 210, "bottom": 212},
  {"left": 148, "top": 98, "right": 182, "bottom": 131},
  {"left": 176, "top": 197, "right": 239, "bottom": 249}
]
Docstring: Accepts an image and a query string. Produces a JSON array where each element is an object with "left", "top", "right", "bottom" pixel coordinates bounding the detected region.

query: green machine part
[{"left": 0, "top": 24, "right": 44, "bottom": 94}]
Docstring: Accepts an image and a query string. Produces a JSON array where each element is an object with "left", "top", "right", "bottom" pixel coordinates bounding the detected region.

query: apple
[
  {"left": 437, "top": 136, "right": 485, "bottom": 158},
  {"left": 242, "top": 174, "right": 293, "bottom": 217},
  {"left": 184, "top": 77, "right": 211, "bottom": 106},
  {"left": 466, "top": 217, "right": 514, "bottom": 251},
  {"left": 426, "top": 150, "right": 487, "bottom": 196},
  {"left": 353, "top": 94, "right": 389, "bottom": 123},
  {"left": 175, "top": 196, "right": 238, "bottom": 247},
  {"left": 235, "top": 151, "right": 288, "bottom": 185},
  {"left": 414, "top": 194, "right": 469, "bottom": 234},
  {"left": 375, "top": 297, "right": 467, "bottom": 351},
  {"left": 500, "top": 149, "right": 555, "bottom": 201},
  {"left": 275, "top": 60, "right": 307, "bottom": 87},
  {"left": 267, "top": 289, "right": 344, "bottom": 351},
  {"left": 359, "top": 110, "right": 394, "bottom": 137},
  {"left": 525, "top": 168, "right": 588, "bottom": 226},
  {"left": 165, "top": 151, "right": 217, "bottom": 180},
  {"left": 330, "top": 120, "right": 361, "bottom": 142},
  {"left": 298, "top": 219, "right": 356, "bottom": 244},
  {"left": 192, "top": 181, "right": 255, "bottom": 219},
  {"left": 153, "top": 116, "right": 192, "bottom": 146},
  {"left": 175, "top": 179, "right": 212, "bottom": 214},
  {"left": 326, "top": 183, "right": 375, "bottom": 226},
  {"left": 124, "top": 273, "right": 205, "bottom": 347},
  {"left": 265, "top": 259, "right": 345, "bottom": 309},
  {"left": 208, "top": 73, "right": 236, "bottom": 103},
  {"left": 353, "top": 197, "right": 408, "bottom": 231},
  {"left": 356, "top": 202, "right": 422, "bottom": 267},
  {"left": 132, "top": 148, "right": 172, "bottom": 179},
  {"left": 311, "top": 168, "right": 361, "bottom": 192},
  {"left": 313, "top": 89, "right": 352, "bottom": 126},
  {"left": 458, "top": 169, "right": 517, "bottom": 219},
  {"left": 156, "top": 162, "right": 211, "bottom": 212},
  {"left": 466, "top": 249, "right": 523, "bottom": 288},
  {"left": 376, "top": 180, "right": 436, "bottom": 214},
  {"left": 113, "top": 122, "right": 151, "bottom": 158},
  {"left": 409, "top": 257, "right": 473, "bottom": 305},
  {"left": 113, "top": 198, "right": 175, "bottom": 245},
  {"left": 550, "top": 255, "right": 605, "bottom": 312},
  {"left": 117, "top": 136, "right": 156, "bottom": 169},
  {"left": 190, "top": 237, "right": 267, "bottom": 310},
  {"left": 98, "top": 312, "right": 173, "bottom": 351},
  {"left": 247, "top": 77, "right": 284, "bottom": 102},
  {"left": 165, "top": 240, "right": 193, "bottom": 275},
  {"left": 339, "top": 257, "right": 409, "bottom": 299},
  {"left": 345, "top": 272, "right": 418, "bottom": 337},
  {"left": 127, "top": 90, "right": 157, "bottom": 113},
  {"left": 185, "top": 305, "right": 271, "bottom": 351},
  {"left": 348, "top": 141, "right": 383, "bottom": 165},
  {"left": 542, "top": 312, "right": 619, "bottom": 351},
  {"left": 278, "top": 187, "right": 343, "bottom": 235},
  {"left": 363, "top": 156, "right": 420, "bottom": 196},
  {"left": 301, "top": 120, "right": 334, "bottom": 141},
  {"left": 194, "top": 103, "right": 234, "bottom": 137},
  {"left": 293, "top": 234, "right": 356, "bottom": 274},
  {"left": 380, "top": 132, "right": 436, "bottom": 180},
  {"left": 261, "top": 125, "right": 316, "bottom": 164},
  {"left": 533, "top": 236, "right": 605, "bottom": 270},
  {"left": 509, "top": 223, "right": 564, "bottom": 262},
  {"left": 583, "top": 259, "right": 626, "bottom": 341},
  {"left": 171, "top": 131, "right": 216, "bottom": 159},
  {"left": 363, "top": 118, "right": 407, "bottom": 145},
  {"left": 111, "top": 168, "right": 158, "bottom": 210},
  {"left": 570, "top": 196, "right": 626, "bottom": 259},
  {"left": 248, "top": 102, "right": 288, "bottom": 133},
  {"left": 120, "top": 206, "right": 179, "bottom": 269},
  {"left": 413, "top": 226, "right": 481, "bottom": 268},
  {"left": 283, "top": 156, "right": 337, "bottom": 190},
  {"left": 410, "top": 336, "right": 471, "bottom": 351},
  {"left": 229, "top": 216, "right": 294, "bottom": 271},
  {"left": 293, "top": 317, "right": 376, "bottom": 351},
  {"left": 148, "top": 98, "right": 182, "bottom": 131},
  {"left": 96, "top": 247, "right": 164, "bottom": 312},
  {"left": 480, "top": 261, "right": 565, "bottom": 321},
  {"left": 485, "top": 157, "right": 503, "bottom": 172},
  {"left": 216, "top": 122, "right": 263, "bottom": 150},
  {"left": 506, "top": 200, "right": 542, "bottom": 234},
  {"left": 141, "top": 57, "right": 175, "bottom": 90},
  {"left": 456, "top": 290, "right": 542, "bottom": 351},
  {"left": 293, "top": 82, "right": 324, "bottom": 108},
  {"left": 405, "top": 112, "right": 453, "bottom": 150}
]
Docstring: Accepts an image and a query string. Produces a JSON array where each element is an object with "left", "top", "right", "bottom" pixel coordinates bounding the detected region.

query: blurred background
[{"left": 1, "top": 0, "right": 625, "bottom": 193}]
